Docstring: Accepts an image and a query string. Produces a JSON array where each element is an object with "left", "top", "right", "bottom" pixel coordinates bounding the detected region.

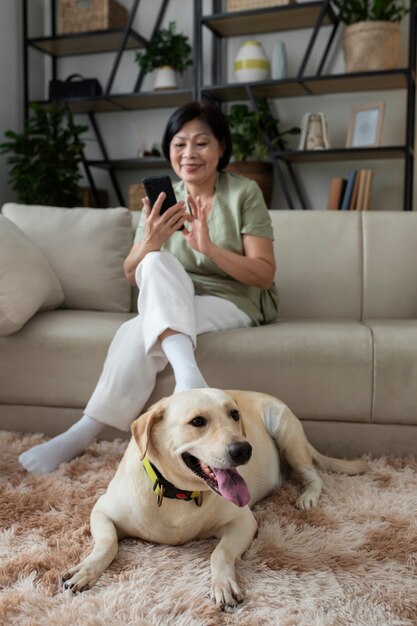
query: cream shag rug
[{"left": 1, "top": 431, "right": 417, "bottom": 626}]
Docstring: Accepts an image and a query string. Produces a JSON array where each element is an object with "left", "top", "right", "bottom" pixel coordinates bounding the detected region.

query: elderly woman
[{"left": 20, "top": 100, "right": 278, "bottom": 474}]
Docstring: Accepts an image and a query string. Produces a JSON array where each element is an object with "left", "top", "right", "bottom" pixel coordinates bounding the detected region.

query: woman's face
[{"left": 169, "top": 118, "right": 224, "bottom": 189}]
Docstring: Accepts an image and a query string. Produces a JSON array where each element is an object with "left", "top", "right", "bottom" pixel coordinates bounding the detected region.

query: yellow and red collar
[{"left": 142, "top": 456, "right": 203, "bottom": 507}]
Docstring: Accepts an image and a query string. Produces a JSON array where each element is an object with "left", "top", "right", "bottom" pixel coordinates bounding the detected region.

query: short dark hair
[{"left": 162, "top": 101, "right": 232, "bottom": 171}]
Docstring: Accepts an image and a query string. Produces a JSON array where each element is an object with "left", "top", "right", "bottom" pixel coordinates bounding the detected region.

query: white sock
[
  {"left": 161, "top": 333, "right": 208, "bottom": 393},
  {"left": 18, "top": 414, "right": 104, "bottom": 474}
]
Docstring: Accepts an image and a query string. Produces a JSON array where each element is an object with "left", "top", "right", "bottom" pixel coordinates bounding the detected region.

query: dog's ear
[{"left": 131, "top": 400, "right": 165, "bottom": 460}]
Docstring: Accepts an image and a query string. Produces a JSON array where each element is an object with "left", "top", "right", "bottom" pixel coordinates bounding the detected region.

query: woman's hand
[
  {"left": 183, "top": 194, "right": 275, "bottom": 290},
  {"left": 142, "top": 192, "right": 187, "bottom": 249},
  {"left": 182, "top": 194, "right": 214, "bottom": 256},
  {"left": 123, "top": 192, "right": 187, "bottom": 284}
]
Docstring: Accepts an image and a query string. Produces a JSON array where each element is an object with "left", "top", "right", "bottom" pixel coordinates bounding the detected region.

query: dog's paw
[
  {"left": 210, "top": 577, "right": 244, "bottom": 611},
  {"left": 61, "top": 563, "right": 100, "bottom": 593},
  {"left": 296, "top": 492, "right": 319, "bottom": 510}
]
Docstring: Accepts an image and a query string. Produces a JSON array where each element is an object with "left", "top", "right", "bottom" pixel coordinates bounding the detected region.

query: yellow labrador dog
[{"left": 63, "top": 389, "right": 366, "bottom": 609}]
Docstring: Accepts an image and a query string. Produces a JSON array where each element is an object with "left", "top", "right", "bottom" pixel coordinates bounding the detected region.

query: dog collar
[{"left": 142, "top": 456, "right": 203, "bottom": 507}]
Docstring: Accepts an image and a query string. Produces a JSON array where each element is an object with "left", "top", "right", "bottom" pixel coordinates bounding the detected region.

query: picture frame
[{"left": 346, "top": 102, "right": 385, "bottom": 148}]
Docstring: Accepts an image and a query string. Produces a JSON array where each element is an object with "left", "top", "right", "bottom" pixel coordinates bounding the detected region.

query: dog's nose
[{"left": 227, "top": 441, "right": 252, "bottom": 465}]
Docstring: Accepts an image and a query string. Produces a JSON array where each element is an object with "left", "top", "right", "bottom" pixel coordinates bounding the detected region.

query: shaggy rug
[{"left": 1, "top": 431, "right": 417, "bottom": 626}]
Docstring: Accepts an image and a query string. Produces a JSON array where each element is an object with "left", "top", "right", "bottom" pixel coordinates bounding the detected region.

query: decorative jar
[{"left": 233, "top": 40, "right": 269, "bottom": 83}]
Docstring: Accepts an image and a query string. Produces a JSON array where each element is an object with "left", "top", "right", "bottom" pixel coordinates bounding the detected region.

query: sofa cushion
[
  {"left": 367, "top": 320, "right": 417, "bottom": 426},
  {"left": 0, "top": 215, "right": 64, "bottom": 335},
  {"left": 2, "top": 203, "right": 133, "bottom": 313},
  {"left": 0, "top": 309, "right": 134, "bottom": 407},
  {"left": 362, "top": 212, "right": 417, "bottom": 319},
  {"left": 189, "top": 320, "right": 373, "bottom": 422},
  {"left": 270, "top": 211, "right": 363, "bottom": 320}
]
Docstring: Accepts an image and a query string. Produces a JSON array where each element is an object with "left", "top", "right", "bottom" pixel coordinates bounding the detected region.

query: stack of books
[{"left": 327, "top": 169, "right": 374, "bottom": 211}]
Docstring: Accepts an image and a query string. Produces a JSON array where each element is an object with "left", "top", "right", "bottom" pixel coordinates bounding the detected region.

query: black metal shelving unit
[
  {"left": 22, "top": 0, "right": 198, "bottom": 207},
  {"left": 23, "top": 0, "right": 417, "bottom": 210},
  {"left": 199, "top": 0, "right": 417, "bottom": 211}
]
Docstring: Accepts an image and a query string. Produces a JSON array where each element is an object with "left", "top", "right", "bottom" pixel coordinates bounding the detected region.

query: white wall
[
  {"left": 1, "top": 0, "right": 415, "bottom": 210},
  {"left": 0, "top": 0, "right": 23, "bottom": 205}
]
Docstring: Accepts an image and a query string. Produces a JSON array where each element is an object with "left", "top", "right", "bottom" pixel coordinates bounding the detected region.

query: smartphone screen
[{"left": 142, "top": 175, "right": 184, "bottom": 230}]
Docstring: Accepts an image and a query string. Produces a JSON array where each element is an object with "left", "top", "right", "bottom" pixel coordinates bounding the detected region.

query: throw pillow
[
  {"left": 2, "top": 204, "right": 133, "bottom": 313},
  {"left": 0, "top": 215, "right": 64, "bottom": 335}
]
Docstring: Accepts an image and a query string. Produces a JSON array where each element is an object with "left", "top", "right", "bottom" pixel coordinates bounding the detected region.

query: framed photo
[{"left": 346, "top": 102, "right": 385, "bottom": 148}]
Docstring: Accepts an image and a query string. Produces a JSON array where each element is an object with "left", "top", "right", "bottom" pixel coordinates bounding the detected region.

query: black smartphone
[{"left": 142, "top": 175, "right": 184, "bottom": 230}]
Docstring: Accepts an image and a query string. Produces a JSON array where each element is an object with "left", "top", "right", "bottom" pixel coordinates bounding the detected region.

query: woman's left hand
[{"left": 182, "top": 195, "right": 214, "bottom": 257}]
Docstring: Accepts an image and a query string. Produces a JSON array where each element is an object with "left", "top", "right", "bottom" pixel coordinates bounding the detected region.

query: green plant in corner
[
  {"left": 135, "top": 21, "right": 192, "bottom": 74},
  {"left": 227, "top": 98, "right": 299, "bottom": 162},
  {"left": 0, "top": 102, "right": 88, "bottom": 207},
  {"left": 332, "top": 0, "right": 414, "bottom": 24}
]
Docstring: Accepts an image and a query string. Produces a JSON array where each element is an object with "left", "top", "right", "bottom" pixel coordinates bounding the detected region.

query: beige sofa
[{"left": 1, "top": 203, "right": 416, "bottom": 458}]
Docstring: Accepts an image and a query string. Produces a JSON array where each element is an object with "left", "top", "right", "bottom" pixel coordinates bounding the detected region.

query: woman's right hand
[
  {"left": 123, "top": 192, "right": 187, "bottom": 285},
  {"left": 141, "top": 192, "right": 187, "bottom": 249}
]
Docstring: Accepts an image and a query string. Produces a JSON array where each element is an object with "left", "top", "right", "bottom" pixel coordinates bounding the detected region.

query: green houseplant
[
  {"left": 227, "top": 98, "right": 299, "bottom": 207},
  {"left": 0, "top": 102, "right": 87, "bottom": 207},
  {"left": 332, "top": 1, "right": 415, "bottom": 72},
  {"left": 332, "top": 0, "right": 412, "bottom": 24},
  {"left": 135, "top": 21, "right": 192, "bottom": 89}
]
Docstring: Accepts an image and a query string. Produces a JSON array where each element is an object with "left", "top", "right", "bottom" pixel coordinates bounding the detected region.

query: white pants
[{"left": 85, "top": 251, "right": 252, "bottom": 431}]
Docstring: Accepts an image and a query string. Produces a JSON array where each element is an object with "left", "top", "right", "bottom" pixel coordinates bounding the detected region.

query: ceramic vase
[
  {"left": 271, "top": 40, "right": 287, "bottom": 80},
  {"left": 233, "top": 40, "right": 269, "bottom": 83},
  {"left": 153, "top": 66, "right": 178, "bottom": 90}
]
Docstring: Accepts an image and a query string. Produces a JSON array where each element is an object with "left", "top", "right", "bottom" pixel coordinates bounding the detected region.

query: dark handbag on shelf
[{"left": 49, "top": 73, "right": 102, "bottom": 100}]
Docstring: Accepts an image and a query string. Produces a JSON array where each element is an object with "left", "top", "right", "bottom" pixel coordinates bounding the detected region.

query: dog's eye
[
  {"left": 230, "top": 410, "right": 240, "bottom": 421},
  {"left": 190, "top": 416, "right": 207, "bottom": 427}
]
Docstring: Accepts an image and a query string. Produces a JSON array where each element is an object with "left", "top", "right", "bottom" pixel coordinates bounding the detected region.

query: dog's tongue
[{"left": 212, "top": 467, "right": 250, "bottom": 507}]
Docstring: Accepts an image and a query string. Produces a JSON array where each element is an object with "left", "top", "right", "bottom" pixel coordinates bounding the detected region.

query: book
[
  {"left": 355, "top": 169, "right": 369, "bottom": 211},
  {"left": 327, "top": 177, "right": 347, "bottom": 210},
  {"left": 362, "top": 169, "right": 374, "bottom": 211},
  {"left": 340, "top": 170, "right": 358, "bottom": 211},
  {"left": 348, "top": 170, "right": 361, "bottom": 210}
]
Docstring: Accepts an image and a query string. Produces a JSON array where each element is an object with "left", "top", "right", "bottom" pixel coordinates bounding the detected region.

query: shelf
[
  {"left": 37, "top": 88, "right": 195, "bottom": 114},
  {"left": 275, "top": 146, "right": 408, "bottom": 163},
  {"left": 88, "top": 157, "right": 169, "bottom": 170},
  {"left": 202, "top": 1, "right": 335, "bottom": 37},
  {"left": 28, "top": 28, "right": 147, "bottom": 56},
  {"left": 202, "top": 69, "right": 409, "bottom": 102}
]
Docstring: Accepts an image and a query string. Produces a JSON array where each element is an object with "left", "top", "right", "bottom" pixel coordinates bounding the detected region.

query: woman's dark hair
[{"left": 162, "top": 100, "right": 232, "bottom": 171}]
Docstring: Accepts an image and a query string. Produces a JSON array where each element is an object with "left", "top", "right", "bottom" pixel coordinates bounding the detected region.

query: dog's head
[{"left": 131, "top": 389, "right": 251, "bottom": 507}]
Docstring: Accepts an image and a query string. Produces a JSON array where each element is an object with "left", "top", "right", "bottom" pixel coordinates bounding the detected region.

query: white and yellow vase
[{"left": 233, "top": 40, "right": 270, "bottom": 83}]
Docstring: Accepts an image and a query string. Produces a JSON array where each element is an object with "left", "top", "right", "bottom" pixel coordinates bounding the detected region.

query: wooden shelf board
[
  {"left": 88, "top": 158, "right": 169, "bottom": 170},
  {"left": 202, "top": 70, "right": 409, "bottom": 102},
  {"left": 202, "top": 2, "right": 334, "bottom": 37},
  {"left": 275, "top": 146, "right": 407, "bottom": 163},
  {"left": 37, "top": 89, "right": 194, "bottom": 114},
  {"left": 29, "top": 28, "right": 145, "bottom": 56}
]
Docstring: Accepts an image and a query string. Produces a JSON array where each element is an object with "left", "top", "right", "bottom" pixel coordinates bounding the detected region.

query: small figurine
[{"left": 298, "top": 112, "right": 330, "bottom": 150}]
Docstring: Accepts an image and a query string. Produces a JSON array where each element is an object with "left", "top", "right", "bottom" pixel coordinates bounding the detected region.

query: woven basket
[
  {"left": 58, "top": 0, "right": 128, "bottom": 34},
  {"left": 128, "top": 184, "right": 146, "bottom": 211},
  {"left": 227, "top": 0, "right": 295, "bottom": 11},
  {"left": 343, "top": 21, "right": 400, "bottom": 73}
]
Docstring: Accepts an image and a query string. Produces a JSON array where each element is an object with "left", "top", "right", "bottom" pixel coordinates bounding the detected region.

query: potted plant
[
  {"left": 0, "top": 102, "right": 88, "bottom": 207},
  {"left": 332, "top": 0, "right": 415, "bottom": 72},
  {"left": 227, "top": 98, "right": 299, "bottom": 207},
  {"left": 135, "top": 21, "right": 192, "bottom": 90}
]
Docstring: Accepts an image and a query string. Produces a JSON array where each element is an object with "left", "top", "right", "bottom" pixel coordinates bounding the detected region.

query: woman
[{"left": 19, "top": 101, "right": 278, "bottom": 474}]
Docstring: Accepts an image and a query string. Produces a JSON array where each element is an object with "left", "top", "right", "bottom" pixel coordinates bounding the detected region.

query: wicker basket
[
  {"left": 227, "top": 0, "right": 295, "bottom": 11},
  {"left": 128, "top": 184, "right": 146, "bottom": 211},
  {"left": 343, "top": 21, "right": 400, "bottom": 73},
  {"left": 58, "top": 0, "right": 128, "bottom": 34}
]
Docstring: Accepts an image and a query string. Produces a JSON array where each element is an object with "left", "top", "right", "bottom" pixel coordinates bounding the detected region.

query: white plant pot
[
  {"left": 153, "top": 66, "right": 178, "bottom": 90},
  {"left": 233, "top": 40, "right": 270, "bottom": 83}
]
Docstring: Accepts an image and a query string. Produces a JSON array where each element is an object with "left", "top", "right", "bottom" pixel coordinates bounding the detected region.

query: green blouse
[{"left": 134, "top": 171, "right": 279, "bottom": 325}]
